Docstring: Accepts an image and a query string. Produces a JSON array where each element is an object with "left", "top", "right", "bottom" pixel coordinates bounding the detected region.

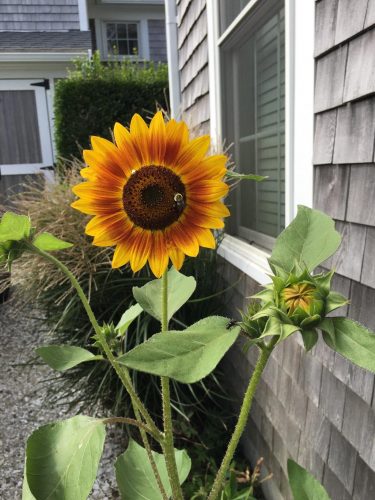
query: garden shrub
[{"left": 54, "top": 52, "right": 168, "bottom": 159}]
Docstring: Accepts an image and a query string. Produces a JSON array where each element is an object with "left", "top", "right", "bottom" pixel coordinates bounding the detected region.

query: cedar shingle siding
[
  {"left": 0, "top": 0, "right": 80, "bottom": 32},
  {"left": 176, "top": 1, "right": 375, "bottom": 499},
  {"left": 177, "top": 0, "right": 210, "bottom": 133}
]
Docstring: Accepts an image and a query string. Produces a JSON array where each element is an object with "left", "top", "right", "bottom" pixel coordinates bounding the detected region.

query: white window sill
[{"left": 217, "top": 234, "right": 271, "bottom": 285}]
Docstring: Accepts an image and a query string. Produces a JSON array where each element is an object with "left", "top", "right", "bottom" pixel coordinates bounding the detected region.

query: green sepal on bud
[
  {"left": 92, "top": 322, "right": 124, "bottom": 355},
  {"left": 248, "top": 268, "right": 348, "bottom": 350}
]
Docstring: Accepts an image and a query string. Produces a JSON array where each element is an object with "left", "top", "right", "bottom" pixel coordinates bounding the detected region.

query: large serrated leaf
[
  {"left": 117, "top": 316, "right": 240, "bottom": 383},
  {"left": 269, "top": 206, "right": 341, "bottom": 274},
  {"left": 288, "top": 459, "right": 331, "bottom": 500},
  {"left": 25, "top": 415, "right": 106, "bottom": 500},
  {"left": 132, "top": 267, "right": 196, "bottom": 322},
  {"left": 321, "top": 317, "right": 375, "bottom": 373},
  {"left": 0, "top": 212, "right": 31, "bottom": 242},
  {"left": 115, "top": 439, "right": 191, "bottom": 500},
  {"left": 33, "top": 232, "right": 73, "bottom": 251},
  {"left": 36, "top": 345, "right": 103, "bottom": 372}
]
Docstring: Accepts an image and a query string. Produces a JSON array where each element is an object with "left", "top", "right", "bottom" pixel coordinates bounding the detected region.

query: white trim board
[
  {"left": 206, "top": 0, "right": 315, "bottom": 284},
  {"left": 0, "top": 52, "right": 88, "bottom": 62},
  {"left": 218, "top": 235, "right": 271, "bottom": 286}
]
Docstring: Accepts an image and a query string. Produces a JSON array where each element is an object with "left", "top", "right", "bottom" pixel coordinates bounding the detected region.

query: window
[
  {"left": 206, "top": 0, "right": 314, "bottom": 283},
  {"left": 106, "top": 22, "right": 139, "bottom": 56},
  {"left": 221, "top": 0, "right": 285, "bottom": 250}
]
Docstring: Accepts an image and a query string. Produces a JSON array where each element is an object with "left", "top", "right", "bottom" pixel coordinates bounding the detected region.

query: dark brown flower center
[{"left": 123, "top": 165, "right": 186, "bottom": 230}]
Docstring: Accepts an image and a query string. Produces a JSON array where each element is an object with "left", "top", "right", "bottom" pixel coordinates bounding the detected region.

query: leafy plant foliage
[{"left": 54, "top": 52, "right": 168, "bottom": 159}]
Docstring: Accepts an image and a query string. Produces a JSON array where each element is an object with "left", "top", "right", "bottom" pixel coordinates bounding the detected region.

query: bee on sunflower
[{"left": 71, "top": 111, "right": 230, "bottom": 278}]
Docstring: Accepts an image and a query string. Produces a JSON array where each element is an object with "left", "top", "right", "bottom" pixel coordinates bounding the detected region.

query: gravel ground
[{"left": 0, "top": 299, "right": 125, "bottom": 499}]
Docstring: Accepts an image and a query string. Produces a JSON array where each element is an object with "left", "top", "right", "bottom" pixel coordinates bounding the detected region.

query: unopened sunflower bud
[{"left": 280, "top": 282, "right": 324, "bottom": 326}]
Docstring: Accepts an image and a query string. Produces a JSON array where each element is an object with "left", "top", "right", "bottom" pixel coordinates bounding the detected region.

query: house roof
[{"left": 0, "top": 31, "right": 91, "bottom": 52}]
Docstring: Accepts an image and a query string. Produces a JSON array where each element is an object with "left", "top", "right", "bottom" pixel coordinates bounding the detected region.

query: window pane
[
  {"left": 219, "top": 0, "right": 252, "bottom": 34},
  {"left": 223, "top": 2, "right": 285, "bottom": 245},
  {"left": 107, "top": 40, "right": 118, "bottom": 55},
  {"left": 128, "top": 39, "right": 138, "bottom": 56},
  {"left": 117, "top": 23, "right": 128, "bottom": 39},
  {"left": 127, "top": 23, "right": 138, "bottom": 38},
  {"left": 117, "top": 40, "right": 129, "bottom": 55},
  {"left": 106, "top": 23, "right": 116, "bottom": 39}
]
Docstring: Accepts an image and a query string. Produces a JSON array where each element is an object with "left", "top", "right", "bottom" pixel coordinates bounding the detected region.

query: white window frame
[
  {"left": 0, "top": 79, "right": 54, "bottom": 177},
  {"left": 206, "top": 0, "right": 314, "bottom": 285},
  {"left": 97, "top": 18, "right": 150, "bottom": 60}
]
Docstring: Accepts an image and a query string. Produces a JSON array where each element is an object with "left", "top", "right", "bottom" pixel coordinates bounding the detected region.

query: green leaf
[
  {"left": 0, "top": 212, "right": 31, "bottom": 242},
  {"left": 118, "top": 316, "right": 241, "bottom": 383},
  {"left": 288, "top": 459, "right": 331, "bottom": 500},
  {"left": 36, "top": 345, "right": 103, "bottom": 371},
  {"left": 133, "top": 267, "right": 196, "bottom": 322},
  {"left": 226, "top": 171, "right": 267, "bottom": 182},
  {"left": 301, "top": 329, "right": 319, "bottom": 351},
  {"left": 321, "top": 317, "right": 375, "bottom": 373},
  {"left": 33, "top": 232, "right": 73, "bottom": 251},
  {"left": 261, "top": 317, "right": 300, "bottom": 342},
  {"left": 269, "top": 206, "right": 341, "bottom": 275},
  {"left": 115, "top": 303, "right": 143, "bottom": 335},
  {"left": 25, "top": 415, "right": 106, "bottom": 500},
  {"left": 115, "top": 439, "right": 191, "bottom": 500},
  {"left": 22, "top": 464, "right": 36, "bottom": 500},
  {"left": 325, "top": 291, "right": 349, "bottom": 314}
]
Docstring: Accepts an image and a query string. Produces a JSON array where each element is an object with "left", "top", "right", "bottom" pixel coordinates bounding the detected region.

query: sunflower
[{"left": 71, "top": 112, "right": 230, "bottom": 278}]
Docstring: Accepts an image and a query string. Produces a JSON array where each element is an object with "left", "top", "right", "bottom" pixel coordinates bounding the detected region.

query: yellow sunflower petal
[
  {"left": 83, "top": 149, "right": 125, "bottom": 182},
  {"left": 72, "top": 181, "right": 122, "bottom": 200},
  {"left": 189, "top": 201, "right": 230, "bottom": 218},
  {"left": 149, "top": 111, "right": 166, "bottom": 166},
  {"left": 130, "top": 114, "right": 151, "bottom": 165},
  {"left": 193, "top": 226, "right": 216, "bottom": 249},
  {"left": 164, "top": 119, "right": 189, "bottom": 165},
  {"left": 168, "top": 222, "right": 199, "bottom": 257},
  {"left": 176, "top": 136, "right": 211, "bottom": 174},
  {"left": 90, "top": 136, "right": 129, "bottom": 176},
  {"left": 113, "top": 122, "right": 142, "bottom": 170},
  {"left": 148, "top": 231, "right": 169, "bottom": 278},
  {"left": 169, "top": 247, "right": 185, "bottom": 270},
  {"left": 71, "top": 198, "right": 123, "bottom": 215},
  {"left": 87, "top": 213, "right": 133, "bottom": 246},
  {"left": 182, "top": 155, "right": 227, "bottom": 183},
  {"left": 129, "top": 229, "right": 152, "bottom": 273},
  {"left": 112, "top": 241, "right": 132, "bottom": 268},
  {"left": 187, "top": 180, "right": 229, "bottom": 202}
]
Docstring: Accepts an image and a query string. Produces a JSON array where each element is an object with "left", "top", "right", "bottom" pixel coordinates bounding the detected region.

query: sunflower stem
[
  {"left": 207, "top": 337, "right": 278, "bottom": 500},
  {"left": 29, "top": 245, "right": 162, "bottom": 442},
  {"left": 160, "top": 270, "right": 184, "bottom": 500}
]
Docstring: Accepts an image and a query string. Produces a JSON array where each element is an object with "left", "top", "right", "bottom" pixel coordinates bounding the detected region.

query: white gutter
[
  {"left": 164, "top": 0, "right": 181, "bottom": 118},
  {"left": 0, "top": 52, "right": 87, "bottom": 62},
  {"left": 78, "top": 0, "right": 89, "bottom": 31}
]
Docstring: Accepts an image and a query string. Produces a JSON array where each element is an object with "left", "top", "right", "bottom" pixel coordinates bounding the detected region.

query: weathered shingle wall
[
  {"left": 176, "top": 1, "right": 375, "bottom": 499},
  {"left": 0, "top": 0, "right": 79, "bottom": 32},
  {"left": 311, "top": 3, "right": 375, "bottom": 494},
  {"left": 176, "top": 0, "right": 210, "bottom": 133}
]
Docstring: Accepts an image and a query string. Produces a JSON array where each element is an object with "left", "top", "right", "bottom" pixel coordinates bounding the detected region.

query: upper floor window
[
  {"left": 221, "top": 0, "right": 285, "bottom": 250},
  {"left": 106, "top": 22, "right": 139, "bottom": 57}
]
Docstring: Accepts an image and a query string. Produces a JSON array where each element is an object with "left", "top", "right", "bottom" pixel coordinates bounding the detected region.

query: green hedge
[{"left": 54, "top": 54, "right": 169, "bottom": 159}]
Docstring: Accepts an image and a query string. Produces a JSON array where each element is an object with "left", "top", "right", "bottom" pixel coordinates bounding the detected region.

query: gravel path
[{"left": 0, "top": 299, "right": 125, "bottom": 499}]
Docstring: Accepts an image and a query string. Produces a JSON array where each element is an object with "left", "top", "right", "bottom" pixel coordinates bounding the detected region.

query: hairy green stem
[
  {"left": 30, "top": 246, "right": 163, "bottom": 428},
  {"left": 32, "top": 245, "right": 168, "bottom": 496},
  {"left": 208, "top": 337, "right": 278, "bottom": 500},
  {"left": 160, "top": 270, "right": 184, "bottom": 500}
]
